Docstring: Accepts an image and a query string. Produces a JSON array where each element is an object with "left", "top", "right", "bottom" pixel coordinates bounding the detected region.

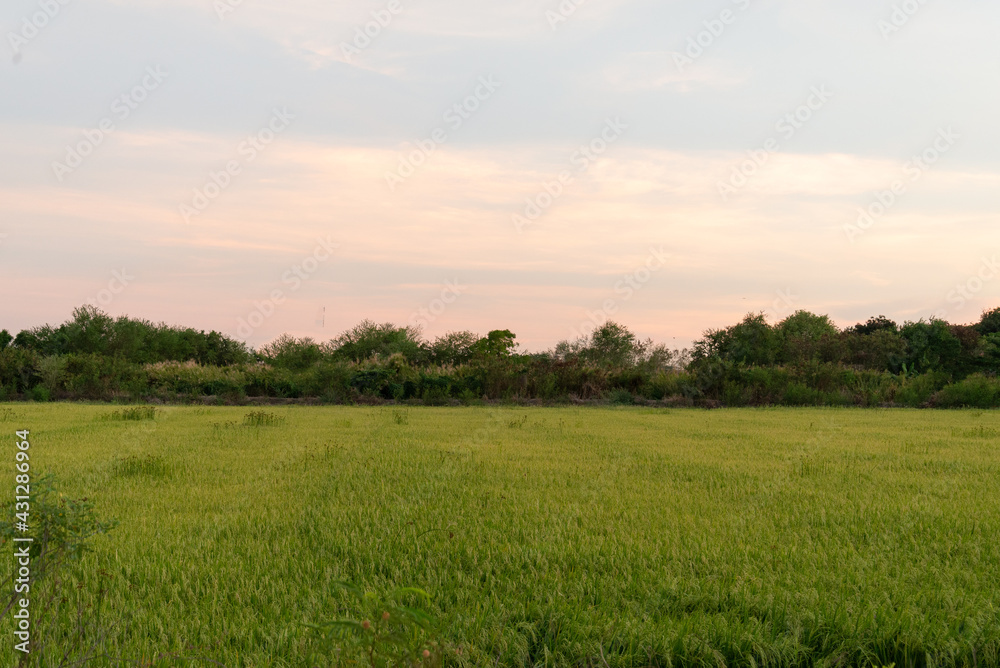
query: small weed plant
[{"left": 305, "top": 582, "right": 440, "bottom": 667}]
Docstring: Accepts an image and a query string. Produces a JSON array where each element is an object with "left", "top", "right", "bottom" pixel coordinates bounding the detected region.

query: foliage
[
  {"left": 895, "top": 370, "right": 951, "bottom": 407},
  {"left": 849, "top": 315, "right": 899, "bottom": 335},
  {"left": 473, "top": 329, "right": 517, "bottom": 359},
  {"left": 976, "top": 306, "right": 1000, "bottom": 335},
  {"left": 330, "top": 320, "right": 427, "bottom": 364},
  {"left": 0, "top": 475, "right": 126, "bottom": 666},
  {"left": 775, "top": 310, "right": 840, "bottom": 366},
  {"left": 900, "top": 319, "right": 963, "bottom": 375},
  {"left": 555, "top": 322, "right": 680, "bottom": 373},
  {"left": 694, "top": 312, "right": 779, "bottom": 366},
  {"left": 9, "top": 305, "right": 1000, "bottom": 407},
  {"left": 258, "top": 334, "right": 324, "bottom": 370},
  {"left": 933, "top": 374, "right": 1000, "bottom": 408},
  {"left": 12, "top": 306, "right": 251, "bottom": 365},
  {"left": 1, "top": 474, "right": 118, "bottom": 615},
  {"left": 843, "top": 329, "right": 908, "bottom": 372},
  {"left": 586, "top": 322, "right": 641, "bottom": 367},
  {"left": 428, "top": 331, "right": 479, "bottom": 366},
  {"left": 305, "top": 582, "right": 439, "bottom": 667}
]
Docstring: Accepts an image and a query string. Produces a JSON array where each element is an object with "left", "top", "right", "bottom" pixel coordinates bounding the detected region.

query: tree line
[{"left": 3, "top": 305, "right": 1000, "bottom": 407}]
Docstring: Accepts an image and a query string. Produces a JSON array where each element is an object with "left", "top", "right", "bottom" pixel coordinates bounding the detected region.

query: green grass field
[{"left": 2, "top": 405, "right": 1000, "bottom": 667}]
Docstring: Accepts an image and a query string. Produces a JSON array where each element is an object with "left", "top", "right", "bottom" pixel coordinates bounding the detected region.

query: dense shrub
[
  {"left": 784, "top": 382, "right": 825, "bottom": 406},
  {"left": 7, "top": 306, "right": 1000, "bottom": 407},
  {"left": 775, "top": 311, "right": 841, "bottom": 366},
  {"left": 62, "top": 354, "right": 144, "bottom": 400},
  {"left": 330, "top": 320, "right": 427, "bottom": 364},
  {"left": 429, "top": 331, "right": 479, "bottom": 366},
  {"left": 843, "top": 329, "right": 907, "bottom": 372},
  {"left": 301, "top": 361, "right": 353, "bottom": 401},
  {"left": 258, "top": 334, "right": 324, "bottom": 370},
  {"left": 694, "top": 313, "right": 778, "bottom": 367},
  {"left": 932, "top": 374, "right": 1000, "bottom": 408},
  {"left": 895, "top": 371, "right": 951, "bottom": 408},
  {"left": 901, "top": 319, "right": 963, "bottom": 375},
  {"left": 0, "top": 347, "right": 40, "bottom": 394},
  {"left": 842, "top": 369, "right": 898, "bottom": 406},
  {"left": 13, "top": 306, "right": 251, "bottom": 365},
  {"left": 641, "top": 371, "right": 685, "bottom": 401},
  {"left": 145, "top": 361, "right": 249, "bottom": 397}
]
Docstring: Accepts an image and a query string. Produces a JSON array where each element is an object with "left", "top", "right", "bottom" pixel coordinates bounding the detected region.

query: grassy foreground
[{"left": 2, "top": 405, "right": 1000, "bottom": 667}]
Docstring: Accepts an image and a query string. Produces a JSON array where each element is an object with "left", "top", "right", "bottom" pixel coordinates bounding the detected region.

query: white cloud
[{"left": 601, "top": 51, "right": 748, "bottom": 92}]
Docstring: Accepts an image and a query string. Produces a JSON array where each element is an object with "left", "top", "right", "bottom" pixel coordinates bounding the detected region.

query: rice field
[{"left": 2, "top": 404, "right": 999, "bottom": 667}]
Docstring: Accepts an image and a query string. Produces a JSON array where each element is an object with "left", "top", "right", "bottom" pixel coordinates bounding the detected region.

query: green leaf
[
  {"left": 330, "top": 580, "right": 365, "bottom": 600},
  {"left": 392, "top": 586, "right": 430, "bottom": 601}
]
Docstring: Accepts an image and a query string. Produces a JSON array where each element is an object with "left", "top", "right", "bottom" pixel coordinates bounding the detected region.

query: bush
[
  {"left": 0, "top": 475, "right": 118, "bottom": 662},
  {"left": 775, "top": 311, "right": 840, "bottom": 366},
  {"left": 901, "top": 319, "right": 963, "bottom": 375},
  {"left": 740, "top": 366, "right": 791, "bottom": 404},
  {"left": 0, "top": 347, "right": 40, "bottom": 394},
  {"left": 606, "top": 388, "right": 636, "bottom": 405},
  {"left": 694, "top": 313, "right": 778, "bottom": 366},
  {"left": 62, "top": 353, "right": 145, "bottom": 400},
  {"left": 303, "top": 361, "right": 353, "bottom": 402},
  {"left": 642, "top": 371, "right": 683, "bottom": 401},
  {"left": 14, "top": 305, "right": 252, "bottom": 365},
  {"left": 933, "top": 375, "right": 1000, "bottom": 408},
  {"left": 895, "top": 371, "right": 951, "bottom": 407},
  {"left": 783, "top": 382, "right": 824, "bottom": 406},
  {"left": 843, "top": 369, "right": 899, "bottom": 406},
  {"left": 330, "top": 320, "right": 427, "bottom": 364},
  {"left": 304, "top": 582, "right": 438, "bottom": 666},
  {"left": 429, "top": 331, "right": 479, "bottom": 366},
  {"left": 258, "top": 334, "right": 324, "bottom": 370},
  {"left": 145, "top": 360, "right": 248, "bottom": 396},
  {"left": 843, "top": 330, "right": 907, "bottom": 372},
  {"left": 30, "top": 385, "right": 51, "bottom": 402}
]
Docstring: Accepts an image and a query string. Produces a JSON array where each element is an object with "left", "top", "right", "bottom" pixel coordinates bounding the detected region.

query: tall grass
[
  {"left": 243, "top": 410, "right": 285, "bottom": 427},
  {"left": 3, "top": 405, "right": 999, "bottom": 666},
  {"left": 97, "top": 406, "right": 158, "bottom": 421}
]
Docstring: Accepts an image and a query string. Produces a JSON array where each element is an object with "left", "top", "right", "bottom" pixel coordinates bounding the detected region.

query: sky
[{"left": 2, "top": 0, "right": 999, "bottom": 352}]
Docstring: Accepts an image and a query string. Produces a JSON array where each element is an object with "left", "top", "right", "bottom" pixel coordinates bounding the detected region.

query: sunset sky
[{"left": 2, "top": 0, "right": 999, "bottom": 351}]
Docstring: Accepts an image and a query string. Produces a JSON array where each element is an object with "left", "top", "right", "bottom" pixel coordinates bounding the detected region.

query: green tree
[
  {"left": 775, "top": 311, "right": 840, "bottom": 365},
  {"left": 429, "top": 331, "right": 480, "bottom": 366},
  {"left": 14, "top": 323, "right": 65, "bottom": 356},
  {"left": 259, "top": 334, "right": 324, "bottom": 370},
  {"left": 900, "top": 319, "right": 963, "bottom": 375},
  {"left": 949, "top": 324, "right": 982, "bottom": 378},
  {"left": 976, "top": 307, "right": 1000, "bottom": 335},
  {"left": 694, "top": 313, "right": 778, "bottom": 367},
  {"left": 331, "top": 320, "right": 427, "bottom": 363},
  {"left": 10, "top": 307, "right": 251, "bottom": 365},
  {"left": 584, "top": 322, "right": 643, "bottom": 367},
  {"left": 474, "top": 330, "right": 517, "bottom": 359},
  {"left": 976, "top": 332, "right": 1000, "bottom": 373},
  {"left": 843, "top": 329, "right": 907, "bottom": 372},
  {"left": 850, "top": 315, "right": 898, "bottom": 335},
  {"left": 61, "top": 305, "right": 114, "bottom": 355}
]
